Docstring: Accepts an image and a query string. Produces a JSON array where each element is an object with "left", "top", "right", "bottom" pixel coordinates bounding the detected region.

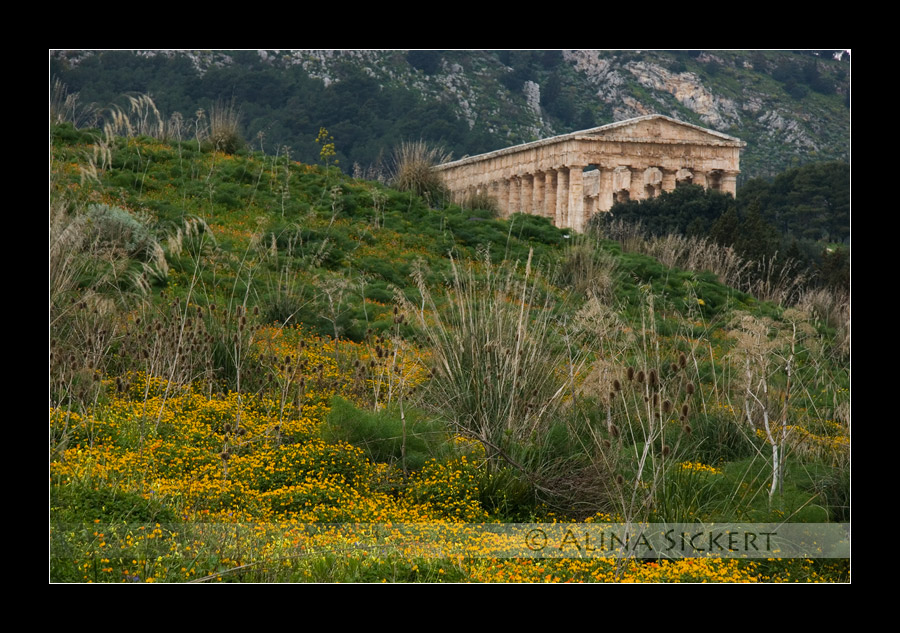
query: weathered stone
[{"left": 435, "top": 114, "right": 744, "bottom": 232}]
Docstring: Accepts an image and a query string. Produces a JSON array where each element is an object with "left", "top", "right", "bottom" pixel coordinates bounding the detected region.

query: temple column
[
  {"left": 643, "top": 167, "right": 663, "bottom": 199},
  {"left": 532, "top": 170, "right": 544, "bottom": 216},
  {"left": 555, "top": 167, "right": 569, "bottom": 228},
  {"left": 721, "top": 170, "right": 739, "bottom": 197},
  {"left": 520, "top": 174, "right": 533, "bottom": 216},
  {"left": 598, "top": 167, "right": 614, "bottom": 213},
  {"left": 694, "top": 171, "right": 708, "bottom": 188},
  {"left": 568, "top": 165, "right": 585, "bottom": 232},
  {"left": 661, "top": 169, "right": 677, "bottom": 193},
  {"left": 613, "top": 166, "right": 633, "bottom": 203},
  {"left": 544, "top": 170, "right": 557, "bottom": 219},
  {"left": 508, "top": 177, "right": 520, "bottom": 217},
  {"left": 675, "top": 168, "right": 694, "bottom": 188},
  {"left": 491, "top": 180, "right": 509, "bottom": 218}
]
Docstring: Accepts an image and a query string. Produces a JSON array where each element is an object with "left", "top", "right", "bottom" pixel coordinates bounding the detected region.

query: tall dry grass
[
  {"left": 406, "top": 250, "right": 624, "bottom": 514},
  {"left": 603, "top": 219, "right": 749, "bottom": 288},
  {"left": 208, "top": 99, "right": 243, "bottom": 153},
  {"left": 105, "top": 94, "right": 168, "bottom": 139},
  {"left": 50, "top": 78, "right": 99, "bottom": 128},
  {"left": 601, "top": 220, "right": 846, "bottom": 340},
  {"left": 557, "top": 238, "right": 620, "bottom": 302},
  {"left": 390, "top": 140, "right": 451, "bottom": 205}
]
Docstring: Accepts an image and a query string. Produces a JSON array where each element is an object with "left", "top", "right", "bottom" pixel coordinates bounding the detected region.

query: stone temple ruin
[{"left": 435, "top": 114, "right": 745, "bottom": 232}]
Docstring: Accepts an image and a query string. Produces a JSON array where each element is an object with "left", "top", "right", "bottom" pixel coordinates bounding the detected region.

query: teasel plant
[{"left": 590, "top": 287, "right": 703, "bottom": 527}]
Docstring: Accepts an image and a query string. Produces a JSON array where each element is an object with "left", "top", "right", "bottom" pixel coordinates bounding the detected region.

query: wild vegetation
[
  {"left": 593, "top": 171, "right": 850, "bottom": 296},
  {"left": 49, "top": 94, "right": 849, "bottom": 583}
]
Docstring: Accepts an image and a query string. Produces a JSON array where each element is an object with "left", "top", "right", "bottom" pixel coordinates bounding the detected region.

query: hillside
[
  {"left": 50, "top": 49, "right": 850, "bottom": 184},
  {"left": 49, "top": 119, "right": 850, "bottom": 582}
]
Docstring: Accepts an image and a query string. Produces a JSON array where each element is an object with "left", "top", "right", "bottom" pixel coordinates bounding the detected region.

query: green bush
[
  {"left": 321, "top": 397, "right": 451, "bottom": 470},
  {"left": 460, "top": 190, "right": 500, "bottom": 216},
  {"left": 51, "top": 481, "right": 177, "bottom": 525},
  {"left": 85, "top": 204, "right": 158, "bottom": 262},
  {"left": 680, "top": 412, "right": 760, "bottom": 463}
]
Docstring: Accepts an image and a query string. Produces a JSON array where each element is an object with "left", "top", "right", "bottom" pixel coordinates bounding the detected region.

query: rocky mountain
[{"left": 50, "top": 49, "right": 850, "bottom": 183}]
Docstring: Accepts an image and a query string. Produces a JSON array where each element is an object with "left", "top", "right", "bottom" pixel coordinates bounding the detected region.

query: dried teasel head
[
  {"left": 682, "top": 404, "right": 690, "bottom": 417},
  {"left": 683, "top": 424, "right": 692, "bottom": 435},
  {"left": 663, "top": 399, "right": 672, "bottom": 414},
  {"left": 626, "top": 367, "right": 635, "bottom": 382},
  {"left": 613, "top": 379, "right": 622, "bottom": 392},
  {"left": 686, "top": 383, "right": 695, "bottom": 396},
  {"left": 679, "top": 352, "right": 687, "bottom": 369},
  {"left": 637, "top": 370, "right": 645, "bottom": 384},
  {"left": 616, "top": 474, "right": 625, "bottom": 486},
  {"left": 649, "top": 369, "right": 658, "bottom": 387},
  {"left": 661, "top": 445, "right": 671, "bottom": 457}
]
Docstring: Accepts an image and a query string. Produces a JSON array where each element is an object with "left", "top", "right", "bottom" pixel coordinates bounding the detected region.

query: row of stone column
[
  {"left": 456, "top": 166, "right": 586, "bottom": 231},
  {"left": 455, "top": 165, "right": 738, "bottom": 232}
]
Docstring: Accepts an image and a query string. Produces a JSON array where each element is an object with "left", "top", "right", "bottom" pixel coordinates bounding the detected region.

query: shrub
[
  {"left": 321, "top": 397, "right": 451, "bottom": 471},
  {"left": 460, "top": 190, "right": 499, "bottom": 215},
  {"left": 208, "top": 99, "right": 243, "bottom": 154},
  {"left": 556, "top": 238, "right": 619, "bottom": 300},
  {"left": 410, "top": 250, "right": 616, "bottom": 516},
  {"left": 413, "top": 250, "right": 582, "bottom": 464},
  {"left": 390, "top": 140, "right": 450, "bottom": 206},
  {"left": 680, "top": 411, "right": 760, "bottom": 463},
  {"left": 85, "top": 204, "right": 160, "bottom": 263},
  {"left": 51, "top": 479, "right": 178, "bottom": 526}
]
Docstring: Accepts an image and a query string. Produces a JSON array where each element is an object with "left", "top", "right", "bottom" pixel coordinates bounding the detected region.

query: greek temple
[{"left": 435, "top": 114, "right": 745, "bottom": 232}]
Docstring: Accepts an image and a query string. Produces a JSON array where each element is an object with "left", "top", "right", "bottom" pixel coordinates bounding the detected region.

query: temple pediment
[{"left": 578, "top": 115, "right": 744, "bottom": 147}]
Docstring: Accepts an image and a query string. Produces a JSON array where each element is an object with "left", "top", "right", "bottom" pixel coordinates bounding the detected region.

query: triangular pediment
[{"left": 581, "top": 115, "right": 742, "bottom": 145}]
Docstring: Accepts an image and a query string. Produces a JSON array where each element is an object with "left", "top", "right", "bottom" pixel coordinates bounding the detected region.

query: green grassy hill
[{"left": 49, "top": 121, "right": 850, "bottom": 583}]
